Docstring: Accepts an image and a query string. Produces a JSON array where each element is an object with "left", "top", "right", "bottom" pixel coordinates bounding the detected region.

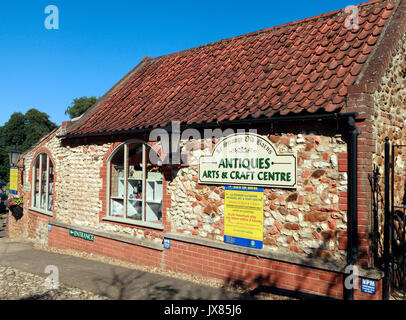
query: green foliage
[
  {"left": 3, "top": 183, "right": 9, "bottom": 195},
  {"left": 65, "top": 96, "right": 97, "bottom": 119},
  {"left": 0, "top": 109, "right": 57, "bottom": 182}
]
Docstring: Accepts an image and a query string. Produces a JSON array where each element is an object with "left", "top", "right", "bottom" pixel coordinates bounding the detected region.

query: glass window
[
  {"left": 109, "top": 145, "right": 125, "bottom": 217},
  {"left": 108, "top": 142, "right": 163, "bottom": 223},
  {"left": 32, "top": 153, "right": 54, "bottom": 215}
]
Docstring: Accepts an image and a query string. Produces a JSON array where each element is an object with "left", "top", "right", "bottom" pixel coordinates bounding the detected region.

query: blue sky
[{"left": 0, "top": 0, "right": 355, "bottom": 127}]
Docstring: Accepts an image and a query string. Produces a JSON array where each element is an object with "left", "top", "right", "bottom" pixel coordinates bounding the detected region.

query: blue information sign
[
  {"left": 225, "top": 186, "right": 264, "bottom": 192},
  {"left": 361, "top": 278, "right": 376, "bottom": 295},
  {"left": 224, "top": 235, "right": 263, "bottom": 249},
  {"left": 163, "top": 238, "right": 170, "bottom": 249}
]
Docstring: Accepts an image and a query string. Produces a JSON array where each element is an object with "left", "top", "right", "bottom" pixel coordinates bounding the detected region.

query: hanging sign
[
  {"left": 199, "top": 133, "right": 296, "bottom": 188},
  {"left": 224, "top": 186, "right": 264, "bottom": 249},
  {"left": 9, "top": 166, "right": 18, "bottom": 195}
]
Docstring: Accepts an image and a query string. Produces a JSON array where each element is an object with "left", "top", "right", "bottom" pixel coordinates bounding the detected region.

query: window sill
[
  {"left": 102, "top": 215, "right": 164, "bottom": 230},
  {"left": 29, "top": 207, "right": 53, "bottom": 217}
]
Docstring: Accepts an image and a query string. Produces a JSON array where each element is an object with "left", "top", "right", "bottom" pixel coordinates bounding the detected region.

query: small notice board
[
  {"left": 9, "top": 166, "right": 18, "bottom": 195},
  {"left": 361, "top": 278, "right": 376, "bottom": 295},
  {"left": 224, "top": 186, "right": 264, "bottom": 249}
]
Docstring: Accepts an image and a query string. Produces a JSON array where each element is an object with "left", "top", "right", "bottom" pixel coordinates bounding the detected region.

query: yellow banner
[
  {"left": 224, "top": 186, "right": 264, "bottom": 248},
  {"left": 9, "top": 167, "right": 18, "bottom": 193}
]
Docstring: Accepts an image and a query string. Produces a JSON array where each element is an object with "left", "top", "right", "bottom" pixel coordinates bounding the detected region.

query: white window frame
[
  {"left": 30, "top": 152, "right": 54, "bottom": 216},
  {"left": 104, "top": 140, "right": 164, "bottom": 230}
]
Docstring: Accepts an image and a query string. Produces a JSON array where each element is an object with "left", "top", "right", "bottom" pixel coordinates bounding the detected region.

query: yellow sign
[
  {"left": 224, "top": 186, "right": 264, "bottom": 249},
  {"left": 9, "top": 167, "right": 18, "bottom": 194}
]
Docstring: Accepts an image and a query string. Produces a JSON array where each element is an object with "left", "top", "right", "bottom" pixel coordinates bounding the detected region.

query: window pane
[
  {"left": 110, "top": 145, "right": 125, "bottom": 217},
  {"left": 48, "top": 161, "right": 54, "bottom": 211},
  {"left": 146, "top": 149, "right": 163, "bottom": 222},
  {"left": 127, "top": 143, "right": 144, "bottom": 221},
  {"left": 34, "top": 158, "right": 40, "bottom": 207},
  {"left": 40, "top": 154, "right": 47, "bottom": 209}
]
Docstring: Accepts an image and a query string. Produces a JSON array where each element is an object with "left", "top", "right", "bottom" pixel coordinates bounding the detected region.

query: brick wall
[
  {"left": 48, "top": 224, "right": 163, "bottom": 268},
  {"left": 46, "top": 223, "right": 381, "bottom": 300},
  {"left": 163, "top": 238, "right": 382, "bottom": 300}
]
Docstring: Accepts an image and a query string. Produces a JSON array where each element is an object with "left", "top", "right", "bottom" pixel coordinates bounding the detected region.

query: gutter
[{"left": 57, "top": 112, "right": 359, "bottom": 139}]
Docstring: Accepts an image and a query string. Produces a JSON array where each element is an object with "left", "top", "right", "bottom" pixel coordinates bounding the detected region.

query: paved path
[{"left": 0, "top": 238, "right": 256, "bottom": 300}]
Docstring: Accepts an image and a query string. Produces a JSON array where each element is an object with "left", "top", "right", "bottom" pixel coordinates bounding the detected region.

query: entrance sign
[
  {"left": 69, "top": 229, "right": 94, "bottom": 241},
  {"left": 199, "top": 133, "right": 297, "bottom": 188},
  {"left": 224, "top": 186, "right": 264, "bottom": 249},
  {"left": 9, "top": 166, "right": 18, "bottom": 195}
]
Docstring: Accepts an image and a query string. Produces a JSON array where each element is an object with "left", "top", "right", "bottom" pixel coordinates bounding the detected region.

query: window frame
[
  {"left": 30, "top": 152, "right": 54, "bottom": 216},
  {"left": 104, "top": 140, "right": 164, "bottom": 230}
]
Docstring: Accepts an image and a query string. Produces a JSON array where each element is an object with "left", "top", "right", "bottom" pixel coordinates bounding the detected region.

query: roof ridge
[{"left": 147, "top": 0, "right": 389, "bottom": 64}]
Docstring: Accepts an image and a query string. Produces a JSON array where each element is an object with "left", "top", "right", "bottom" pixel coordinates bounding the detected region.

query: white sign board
[{"left": 199, "top": 133, "right": 297, "bottom": 188}]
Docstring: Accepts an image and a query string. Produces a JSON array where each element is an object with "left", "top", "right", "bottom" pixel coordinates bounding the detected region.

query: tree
[
  {"left": 65, "top": 96, "right": 97, "bottom": 119},
  {"left": 0, "top": 109, "right": 57, "bottom": 181}
]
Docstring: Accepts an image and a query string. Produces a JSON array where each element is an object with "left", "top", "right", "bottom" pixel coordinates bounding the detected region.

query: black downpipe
[
  {"left": 391, "top": 144, "right": 395, "bottom": 294},
  {"left": 343, "top": 116, "right": 359, "bottom": 301},
  {"left": 370, "top": 166, "right": 380, "bottom": 268},
  {"left": 383, "top": 137, "right": 390, "bottom": 300}
]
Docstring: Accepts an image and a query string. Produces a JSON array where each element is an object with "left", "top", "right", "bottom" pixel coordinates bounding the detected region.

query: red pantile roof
[{"left": 66, "top": 0, "right": 398, "bottom": 137}]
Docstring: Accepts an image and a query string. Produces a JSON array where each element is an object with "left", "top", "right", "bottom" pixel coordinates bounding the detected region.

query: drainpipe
[
  {"left": 343, "top": 115, "right": 360, "bottom": 300},
  {"left": 383, "top": 137, "right": 391, "bottom": 300}
]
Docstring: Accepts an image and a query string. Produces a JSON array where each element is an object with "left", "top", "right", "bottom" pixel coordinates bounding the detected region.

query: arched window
[
  {"left": 31, "top": 153, "right": 54, "bottom": 215},
  {"left": 107, "top": 141, "right": 163, "bottom": 225}
]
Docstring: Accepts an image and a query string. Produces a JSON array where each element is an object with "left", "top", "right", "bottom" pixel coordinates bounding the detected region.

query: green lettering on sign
[{"left": 69, "top": 229, "right": 94, "bottom": 241}]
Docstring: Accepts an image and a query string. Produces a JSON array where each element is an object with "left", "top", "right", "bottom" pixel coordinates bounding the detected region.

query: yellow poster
[
  {"left": 9, "top": 167, "right": 18, "bottom": 194},
  {"left": 224, "top": 186, "right": 264, "bottom": 249}
]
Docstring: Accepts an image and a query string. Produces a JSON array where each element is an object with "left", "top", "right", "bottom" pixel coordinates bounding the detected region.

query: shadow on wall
[
  {"left": 221, "top": 230, "right": 358, "bottom": 301},
  {"left": 221, "top": 257, "right": 340, "bottom": 301}
]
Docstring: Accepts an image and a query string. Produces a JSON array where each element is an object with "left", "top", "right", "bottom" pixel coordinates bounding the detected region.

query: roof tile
[{"left": 66, "top": 0, "right": 396, "bottom": 136}]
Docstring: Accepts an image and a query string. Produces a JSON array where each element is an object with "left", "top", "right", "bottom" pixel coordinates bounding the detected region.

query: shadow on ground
[{"left": 90, "top": 268, "right": 257, "bottom": 300}]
